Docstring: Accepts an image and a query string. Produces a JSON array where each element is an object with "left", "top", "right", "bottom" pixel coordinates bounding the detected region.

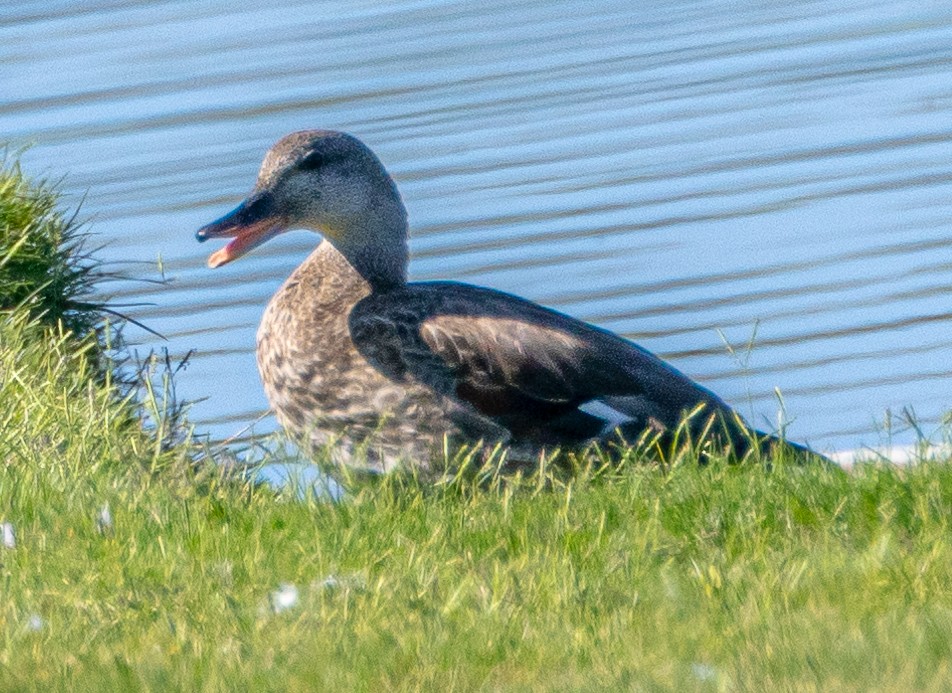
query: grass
[
  {"left": 3, "top": 155, "right": 952, "bottom": 690},
  {"left": 4, "top": 410, "right": 952, "bottom": 690},
  {"left": 0, "top": 152, "right": 106, "bottom": 340}
]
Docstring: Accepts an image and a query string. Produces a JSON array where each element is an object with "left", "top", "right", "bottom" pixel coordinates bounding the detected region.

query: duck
[{"left": 196, "top": 130, "right": 822, "bottom": 472}]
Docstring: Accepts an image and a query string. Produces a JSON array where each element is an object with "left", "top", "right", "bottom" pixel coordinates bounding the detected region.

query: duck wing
[{"left": 349, "top": 281, "right": 736, "bottom": 445}]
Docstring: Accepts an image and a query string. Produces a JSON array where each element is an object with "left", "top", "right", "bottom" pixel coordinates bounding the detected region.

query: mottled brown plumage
[
  {"left": 254, "top": 241, "right": 505, "bottom": 470},
  {"left": 196, "top": 129, "right": 820, "bottom": 471}
]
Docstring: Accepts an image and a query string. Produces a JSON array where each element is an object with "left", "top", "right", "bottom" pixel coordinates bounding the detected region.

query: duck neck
[{"left": 327, "top": 199, "right": 409, "bottom": 292}]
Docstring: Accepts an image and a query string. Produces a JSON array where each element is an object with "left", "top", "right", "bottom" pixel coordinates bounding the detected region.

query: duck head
[{"left": 196, "top": 130, "right": 408, "bottom": 284}]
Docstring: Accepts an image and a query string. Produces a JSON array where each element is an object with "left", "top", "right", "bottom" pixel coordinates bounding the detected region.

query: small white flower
[
  {"left": 270, "top": 583, "right": 299, "bottom": 613},
  {"left": 313, "top": 573, "right": 366, "bottom": 591},
  {"left": 96, "top": 503, "right": 113, "bottom": 534},
  {"left": 319, "top": 575, "right": 340, "bottom": 590},
  {"left": 26, "top": 613, "right": 43, "bottom": 632},
  {"left": 214, "top": 561, "right": 234, "bottom": 584},
  {"left": 2, "top": 522, "right": 15, "bottom": 549},
  {"left": 691, "top": 662, "right": 717, "bottom": 682}
]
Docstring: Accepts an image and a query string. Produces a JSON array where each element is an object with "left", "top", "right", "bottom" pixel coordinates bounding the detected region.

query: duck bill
[{"left": 195, "top": 192, "right": 285, "bottom": 268}]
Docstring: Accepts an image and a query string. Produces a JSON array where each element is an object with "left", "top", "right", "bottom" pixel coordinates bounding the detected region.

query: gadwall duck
[{"left": 197, "top": 130, "right": 820, "bottom": 472}]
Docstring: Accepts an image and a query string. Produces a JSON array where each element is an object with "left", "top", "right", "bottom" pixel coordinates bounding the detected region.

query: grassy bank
[
  {"left": 3, "top": 157, "right": 952, "bottom": 690},
  {"left": 4, "top": 435, "right": 952, "bottom": 690}
]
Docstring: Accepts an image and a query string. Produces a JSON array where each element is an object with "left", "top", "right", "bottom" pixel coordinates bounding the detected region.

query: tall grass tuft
[
  {"left": 0, "top": 151, "right": 195, "bottom": 454},
  {"left": 0, "top": 153, "right": 106, "bottom": 340}
]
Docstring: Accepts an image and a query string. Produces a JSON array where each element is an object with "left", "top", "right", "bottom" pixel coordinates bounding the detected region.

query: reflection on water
[{"left": 2, "top": 0, "right": 952, "bottom": 453}]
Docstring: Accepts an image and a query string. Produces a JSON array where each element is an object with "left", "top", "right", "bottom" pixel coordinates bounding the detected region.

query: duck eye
[
  {"left": 241, "top": 191, "right": 273, "bottom": 220},
  {"left": 299, "top": 150, "right": 326, "bottom": 171}
]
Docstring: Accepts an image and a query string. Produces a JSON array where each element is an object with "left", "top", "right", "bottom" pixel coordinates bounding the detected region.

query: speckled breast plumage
[{"left": 255, "top": 241, "right": 491, "bottom": 472}]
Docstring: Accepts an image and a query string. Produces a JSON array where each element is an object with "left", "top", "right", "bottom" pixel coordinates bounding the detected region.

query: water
[{"left": 3, "top": 0, "right": 952, "bottom": 455}]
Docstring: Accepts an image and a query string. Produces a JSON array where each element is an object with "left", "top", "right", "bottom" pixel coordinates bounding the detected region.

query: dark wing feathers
[
  {"left": 349, "top": 281, "right": 732, "bottom": 436},
  {"left": 420, "top": 314, "right": 601, "bottom": 403}
]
